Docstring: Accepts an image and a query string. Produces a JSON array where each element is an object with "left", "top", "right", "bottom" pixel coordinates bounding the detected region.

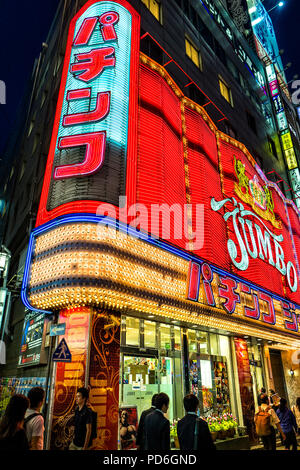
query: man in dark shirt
[
  {"left": 69, "top": 387, "right": 92, "bottom": 450},
  {"left": 257, "top": 387, "right": 266, "bottom": 406},
  {"left": 136, "top": 393, "right": 158, "bottom": 450},
  {"left": 177, "top": 394, "right": 215, "bottom": 451},
  {"left": 144, "top": 392, "right": 170, "bottom": 451}
]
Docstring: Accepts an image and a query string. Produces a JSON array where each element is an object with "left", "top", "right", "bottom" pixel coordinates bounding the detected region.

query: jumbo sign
[{"left": 29, "top": 1, "right": 300, "bottom": 316}]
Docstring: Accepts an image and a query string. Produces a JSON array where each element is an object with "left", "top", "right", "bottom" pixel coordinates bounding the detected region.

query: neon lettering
[
  {"left": 70, "top": 47, "right": 116, "bottom": 82},
  {"left": 63, "top": 90, "right": 110, "bottom": 126},
  {"left": 54, "top": 132, "right": 106, "bottom": 179}
]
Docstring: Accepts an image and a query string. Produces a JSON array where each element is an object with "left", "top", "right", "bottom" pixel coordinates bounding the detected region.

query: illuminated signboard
[
  {"left": 36, "top": 0, "right": 140, "bottom": 226},
  {"left": 18, "top": 312, "right": 49, "bottom": 367},
  {"left": 285, "top": 148, "right": 298, "bottom": 171},
  {"left": 281, "top": 130, "right": 293, "bottom": 151},
  {"left": 276, "top": 111, "right": 288, "bottom": 132},
  {"left": 269, "top": 79, "right": 279, "bottom": 98},
  {"left": 290, "top": 169, "right": 300, "bottom": 209},
  {"left": 24, "top": 54, "right": 300, "bottom": 321}
]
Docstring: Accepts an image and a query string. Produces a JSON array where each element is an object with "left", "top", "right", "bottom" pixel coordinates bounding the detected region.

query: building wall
[{"left": 282, "top": 350, "right": 300, "bottom": 408}]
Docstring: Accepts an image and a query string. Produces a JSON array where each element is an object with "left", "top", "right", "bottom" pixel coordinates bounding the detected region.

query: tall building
[{"left": 0, "top": 0, "right": 300, "bottom": 450}]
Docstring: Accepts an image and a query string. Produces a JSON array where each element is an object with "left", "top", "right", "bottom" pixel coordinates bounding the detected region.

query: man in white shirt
[
  {"left": 255, "top": 394, "right": 285, "bottom": 450},
  {"left": 24, "top": 386, "right": 45, "bottom": 450}
]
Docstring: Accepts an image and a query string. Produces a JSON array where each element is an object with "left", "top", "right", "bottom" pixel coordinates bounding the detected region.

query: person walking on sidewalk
[
  {"left": 136, "top": 393, "right": 158, "bottom": 450},
  {"left": 24, "top": 387, "right": 45, "bottom": 450},
  {"left": 276, "top": 398, "right": 298, "bottom": 451},
  {"left": 0, "top": 394, "right": 29, "bottom": 451},
  {"left": 257, "top": 388, "right": 267, "bottom": 406},
  {"left": 177, "top": 394, "right": 215, "bottom": 451},
  {"left": 291, "top": 397, "right": 300, "bottom": 435},
  {"left": 254, "top": 394, "right": 285, "bottom": 450},
  {"left": 69, "top": 387, "right": 92, "bottom": 450},
  {"left": 144, "top": 392, "right": 170, "bottom": 451}
]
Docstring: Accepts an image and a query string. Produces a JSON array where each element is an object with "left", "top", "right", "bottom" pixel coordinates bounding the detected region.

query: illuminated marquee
[
  {"left": 36, "top": 0, "right": 140, "bottom": 225},
  {"left": 22, "top": 218, "right": 300, "bottom": 346}
]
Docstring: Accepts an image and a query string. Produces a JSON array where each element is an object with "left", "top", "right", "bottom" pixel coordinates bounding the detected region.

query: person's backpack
[{"left": 254, "top": 407, "right": 272, "bottom": 436}]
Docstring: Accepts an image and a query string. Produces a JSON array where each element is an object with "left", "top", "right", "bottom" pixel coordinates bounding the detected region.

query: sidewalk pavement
[{"left": 251, "top": 435, "right": 300, "bottom": 451}]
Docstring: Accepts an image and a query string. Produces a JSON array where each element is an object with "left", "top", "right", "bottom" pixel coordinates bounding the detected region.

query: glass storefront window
[
  {"left": 122, "top": 356, "right": 158, "bottom": 417},
  {"left": 144, "top": 320, "right": 156, "bottom": 348},
  {"left": 126, "top": 317, "right": 140, "bottom": 346},
  {"left": 160, "top": 324, "right": 171, "bottom": 350},
  {"left": 218, "top": 335, "right": 237, "bottom": 419},
  {"left": 247, "top": 339, "right": 265, "bottom": 409},
  {"left": 199, "top": 331, "right": 208, "bottom": 354},
  {"left": 209, "top": 333, "right": 219, "bottom": 355},
  {"left": 188, "top": 329, "right": 197, "bottom": 355},
  {"left": 173, "top": 326, "right": 181, "bottom": 351},
  {"left": 159, "top": 356, "right": 174, "bottom": 421}
]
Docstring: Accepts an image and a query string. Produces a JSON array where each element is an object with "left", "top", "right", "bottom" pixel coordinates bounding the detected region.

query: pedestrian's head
[
  {"left": 269, "top": 389, "right": 275, "bottom": 395},
  {"left": 296, "top": 397, "right": 300, "bottom": 411},
  {"left": 151, "top": 394, "right": 159, "bottom": 407},
  {"left": 183, "top": 394, "right": 199, "bottom": 413},
  {"left": 155, "top": 393, "right": 169, "bottom": 413},
  {"left": 260, "top": 394, "right": 269, "bottom": 405},
  {"left": 279, "top": 397, "right": 287, "bottom": 412},
  {"left": 76, "top": 387, "right": 89, "bottom": 406},
  {"left": 260, "top": 387, "right": 266, "bottom": 394},
  {"left": 28, "top": 387, "right": 45, "bottom": 410},
  {"left": 0, "top": 394, "right": 29, "bottom": 439}
]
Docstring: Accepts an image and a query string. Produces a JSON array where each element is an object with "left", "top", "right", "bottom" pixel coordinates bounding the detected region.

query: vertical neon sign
[{"left": 36, "top": 0, "right": 140, "bottom": 226}]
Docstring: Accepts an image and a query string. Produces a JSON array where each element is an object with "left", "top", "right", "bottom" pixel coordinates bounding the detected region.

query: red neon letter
[
  {"left": 99, "top": 11, "right": 119, "bottom": 41},
  {"left": 201, "top": 263, "right": 215, "bottom": 307},
  {"left": 187, "top": 262, "right": 200, "bottom": 301},
  {"left": 54, "top": 132, "right": 106, "bottom": 179},
  {"left": 219, "top": 278, "right": 240, "bottom": 314},
  {"left": 241, "top": 284, "right": 260, "bottom": 320},
  {"left": 70, "top": 47, "right": 115, "bottom": 82},
  {"left": 73, "top": 17, "right": 98, "bottom": 46},
  {"left": 282, "top": 301, "right": 298, "bottom": 332},
  {"left": 63, "top": 91, "right": 110, "bottom": 126},
  {"left": 259, "top": 292, "right": 276, "bottom": 325},
  {"left": 67, "top": 88, "right": 91, "bottom": 101}
]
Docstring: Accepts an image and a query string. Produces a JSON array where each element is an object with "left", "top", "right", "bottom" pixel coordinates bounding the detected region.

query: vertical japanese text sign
[{"left": 36, "top": 0, "right": 140, "bottom": 226}]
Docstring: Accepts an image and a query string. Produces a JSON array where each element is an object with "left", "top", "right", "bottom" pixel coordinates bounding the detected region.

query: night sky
[{"left": 0, "top": 0, "right": 299, "bottom": 161}]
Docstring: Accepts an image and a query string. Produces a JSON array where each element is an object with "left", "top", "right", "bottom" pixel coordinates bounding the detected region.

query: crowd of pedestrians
[
  {"left": 136, "top": 392, "right": 215, "bottom": 451},
  {"left": 0, "top": 384, "right": 299, "bottom": 451},
  {"left": 255, "top": 387, "right": 299, "bottom": 451}
]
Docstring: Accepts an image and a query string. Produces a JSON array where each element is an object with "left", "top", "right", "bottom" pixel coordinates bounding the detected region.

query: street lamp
[
  {"left": 250, "top": 1, "right": 285, "bottom": 22},
  {"left": 267, "top": 1, "right": 285, "bottom": 13}
]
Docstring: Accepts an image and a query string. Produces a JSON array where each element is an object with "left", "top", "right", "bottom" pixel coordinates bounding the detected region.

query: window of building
[
  {"left": 160, "top": 324, "right": 171, "bottom": 350},
  {"left": 185, "top": 37, "right": 202, "bottom": 69},
  {"left": 268, "top": 136, "right": 278, "bottom": 159},
  {"left": 224, "top": 121, "right": 237, "bottom": 139},
  {"left": 144, "top": 320, "right": 156, "bottom": 348},
  {"left": 141, "top": 0, "right": 161, "bottom": 22},
  {"left": 246, "top": 110, "right": 257, "bottom": 135},
  {"left": 126, "top": 317, "right": 140, "bottom": 346},
  {"left": 219, "top": 76, "right": 233, "bottom": 106}
]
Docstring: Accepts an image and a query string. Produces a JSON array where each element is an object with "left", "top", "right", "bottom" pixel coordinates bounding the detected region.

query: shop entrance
[
  {"left": 120, "top": 353, "right": 181, "bottom": 422},
  {"left": 269, "top": 349, "right": 288, "bottom": 402},
  {"left": 121, "top": 355, "right": 159, "bottom": 417}
]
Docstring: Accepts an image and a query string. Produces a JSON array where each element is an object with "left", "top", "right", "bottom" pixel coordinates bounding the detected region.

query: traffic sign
[
  {"left": 52, "top": 338, "right": 72, "bottom": 362},
  {"left": 50, "top": 323, "right": 66, "bottom": 337}
]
